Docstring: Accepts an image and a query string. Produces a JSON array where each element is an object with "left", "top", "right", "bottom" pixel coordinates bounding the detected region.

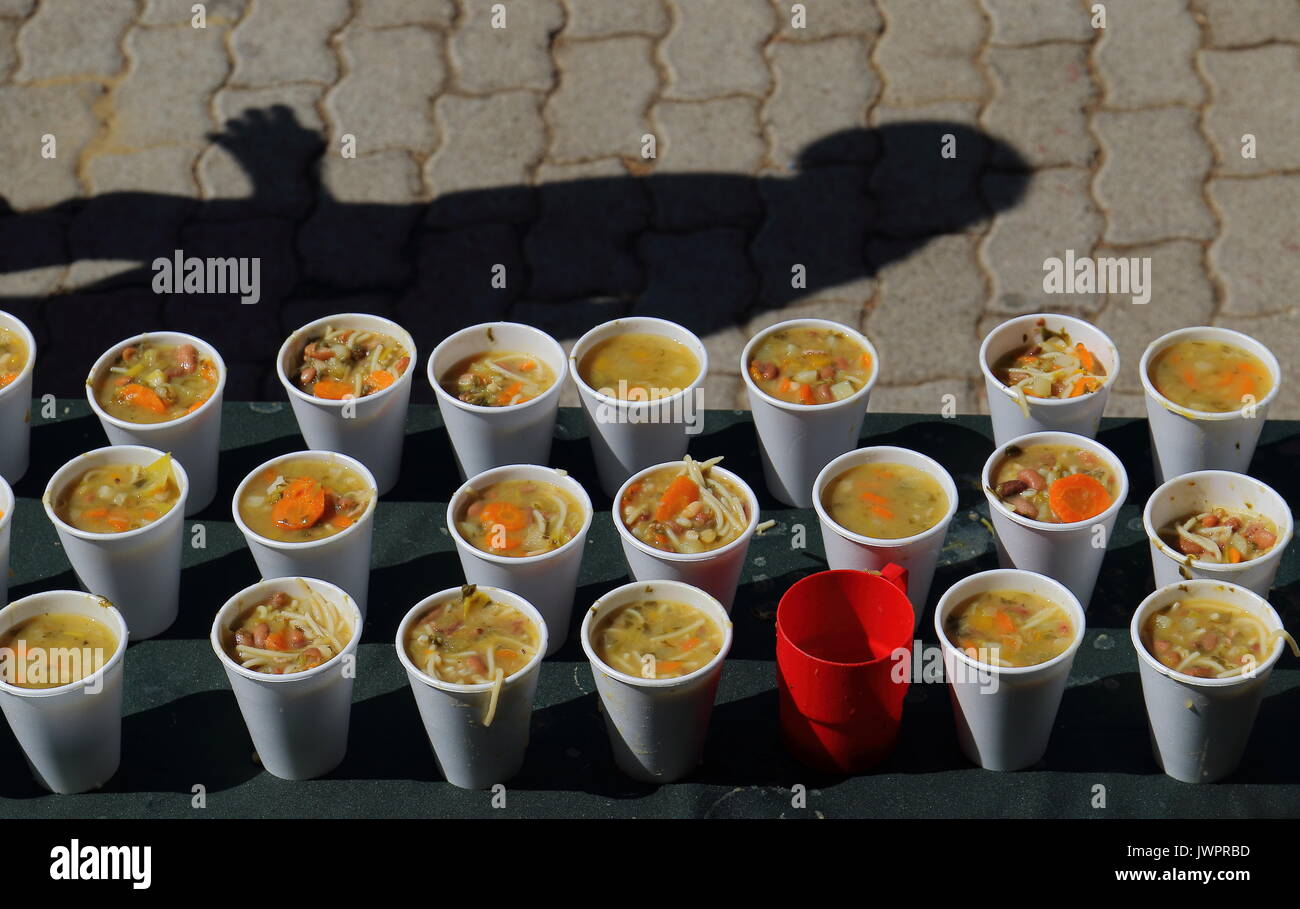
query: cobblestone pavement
[{"left": 0, "top": 0, "right": 1297, "bottom": 418}]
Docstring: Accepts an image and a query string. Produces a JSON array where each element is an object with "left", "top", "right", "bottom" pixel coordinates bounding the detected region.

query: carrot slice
[
  {"left": 312, "top": 379, "right": 354, "bottom": 400},
  {"left": 654, "top": 475, "right": 699, "bottom": 522},
  {"left": 1048, "top": 474, "right": 1112, "bottom": 522},
  {"left": 263, "top": 632, "right": 287, "bottom": 652},
  {"left": 797, "top": 383, "right": 815, "bottom": 405},
  {"left": 494, "top": 381, "right": 524, "bottom": 406},
  {"left": 328, "top": 513, "right": 355, "bottom": 530},
  {"left": 1074, "top": 343, "right": 1095, "bottom": 372},
  {"left": 118, "top": 383, "right": 167, "bottom": 414},
  {"left": 367, "top": 370, "right": 395, "bottom": 392},
  {"left": 655, "top": 660, "right": 684, "bottom": 675},
  {"left": 479, "top": 501, "right": 529, "bottom": 532},
  {"left": 0, "top": 372, "right": 18, "bottom": 389},
  {"left": 1226, "top": 546, "right": 1243, "bottom": 563},
  {"left": 995, "top": 611, "right": 1016, "bottom": 635},
  {"left": 496, "top": 648, "right": 517, "bottom": 662},
  {"left": 271, "top": 477, "right": 327, "bottom": 531}
]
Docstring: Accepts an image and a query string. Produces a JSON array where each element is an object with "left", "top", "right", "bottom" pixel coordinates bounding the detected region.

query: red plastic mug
[{"left": 775, "top": 565, "right": 914, "bottom": 774}]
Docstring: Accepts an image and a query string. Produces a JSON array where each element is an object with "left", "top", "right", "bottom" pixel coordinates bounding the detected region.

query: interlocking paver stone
[
  {"left": 15, "top": 0, "right": 134, "bottom": 81},
  {"left": 0, "top": 18, "right": 17, "bottom": 80},
  {"left": 769, "top": 0, "right": 881, "bottom": 38},
  {"left": 1093, "top": 108, "right": 1216, "bottom": 245},
  {"left": 983, "top": 43, "right": 1096, "bottom": 168},
  {"left": 327, "top": 25, "right": 444, "bottom": 152},
  {"left": 981, "top": 0, "right": 1093, "bottom": 44},
  {"left": 1096, "top": 0, "right": 1203, "bottom": 108},
  {"left": 401, "top": 224, "right": 521, "bottom": 342},
  {"left": 1193, "top": 0, "right": 1300, "bottom": 47},
  {"left": 873, "top": 380, "right": 974, "bottom": 416},
  {"left": 875, "top": 0, "right": 985, "bottom": 105},
  {"left": 1201, "top": 47, "right": 1300, "bottom": 177},
  {"left": 0, "top": 212, "right": 66, "bottom": 298},
  {"left": 0, "top": 0, "right": 34, "bottom": 17},
  {"left": 116, "top": 22, "right": 230, "bottom": 148},
  {"left": 546, "top": 36, "right": 656, "bottom": 160},
  {"left": 1214, "top": 311, "right": 1300, "bottom": 380},
  {"left": 0, "top": 83, "right": 100, "bottom": 210},
  {"left": 980, "top": 167, "right": 1103, "bottom": 315},
  {"left": 356, "top": 0, "right": 455, "bottom": 28},
  {"left": 662, "top": 0, "right": 773, "bottom": 99},
  {"left": 449, "top": 0, "right": 563, "bottom": 94},
  {"left": 142, "top": 0, "right": 245, "bottom": 25},
  {"left": 649, "top": 97, "right": 763, "bottom": 228},
  {"left": 1209, "top": 175, "right": 1300, "bottom": 317},
  {"left": 230, "top": 0, "right": 349, "bottom": 86},
  {"left": 765, "top": 36, "right": 876, "bottom": 170},
  {"left": 635, "top": 228, "right": 755, "bottom": 333},
  {"left": 562, "top": 0, "right": 667, "bottom": 36}
]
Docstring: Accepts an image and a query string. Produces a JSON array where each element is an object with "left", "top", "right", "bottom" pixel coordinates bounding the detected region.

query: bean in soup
[
  {"left": 54, "top": 453, "right": 180, "bottom": 533},
  {"left": 992, "top": 443, "right": 1117, "bottom": 524},
  {"left": 748, "top": 324, "right": 872, "bottom": 405},
  {"left": 593, "top": 599, "right": 724, "bottom": 679},
  {"left": 238, "top": 458, "right": 371, "bottom": 543},
  {"left": 944, "top": 589, "right": 1074, "bottom": 668},
  {"left": 441, "top": 350, "right": 556, "bottom": 407},
  {"left": 94, "top": 340, "right": 218, "bottom": 423},
  {"left": 293, "top": 325, "right": 411, "bottom": 399},
  {"left": 578, "top": 332, "right": 700, "bottom": 400},
  {"left": 0, "top": 612, "right": 117, "bottom": 689},
  {"left": 456, "top": 477, "right": 584, "bottom": 558},
  {"left": 822, "top": 461, "right": 948, "bottom": 539},
  {"left": 1148, "top": 339, "right": 1273, "bottom": 413},
  {"left": 620, "top": 456, "right": 751, "bottom": 554}
]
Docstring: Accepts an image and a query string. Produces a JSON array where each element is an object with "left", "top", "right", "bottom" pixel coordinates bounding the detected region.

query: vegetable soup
[
  {"left": 577, "top": 332, "right": 700, "bottom": 400},
  {"left": 225, "top": 584, "right": 353, "bottom": 675},
  {"left": 944, "top": 589, "right": 1074, "bottom": 668},
  {"left": 620, "top": 456, "right": 750, "bottom": 554},
  {"left": 992, "top": 319, "right": 1107, "bottom": 403},
  {"left": 822, "top": 461, "right": 948, "bottom": 539},
  {"left": 441, "top": 350, "right": 556, "bottom": 407},
  {"left": 0, "top": 326, "right": 26, "bottom": 390},
  {"left": 455, "top": 477, "right": 584, "bottom": 558},
  {"left": 991, "top": 443, "right": 1117, "bottom": 524},
  {"left": 1160, "top": 508, "right": 1280, "bottom": 564},
  {"left": 593, "top": 599, "right": 724, "bottom": 679},
  {"left": 1141, "top": 598, "right": 1278, "bottom": 679},
  {"left": 748, "top": 324, "right": 873, "bottom": 405},
  {"left": 54, "top": 453, "right": 180, "bottom": 533},
  {"left": 293, "top": 325, "right": 411, "bottom": 400},
  {"left": 0, "top": 612, "right": 117, "bottom": 689},
  {"left": 94, "top": 340, "right": 218, "bottom": 423},
  {"left": 1148, "top": 339, "right": 1273, "bottom": 413},
  {"left": 238, "top": 458, "right": 371, "bottom": 543}
]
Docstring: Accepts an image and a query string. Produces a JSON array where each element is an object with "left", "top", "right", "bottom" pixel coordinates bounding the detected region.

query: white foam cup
[
  {"left": 1130, "top": 579, "right": 1286, "bottom": 783},
  {"left": 277, "top": 313, "right": 417, "bottom": 495},
  {"left": 0, "top": 591, "right": 128, "bottom": 793},
  {"left": 447, "top": 464, "right": 592, "bottom": 656},
  {"left": 568, "top": 317, "right": 709, "bottom": 498},
  {"left": 981, "top": 430, "right": 1128, "bottom": 609},
  {"left": 812, "top": 446, "right": 958, "bottom": 630},
  {"left": 1143, "top": 470, "right": 1292, "bottom": 598},
  {"left": 231, "top": 450, "right": 378, "bottom": 621},
  {"left": 43, "top": 446, "right": 189, "bottom": 640},
  {"left": 0, "top": 476, "right": 12, "bottom": 608},
  {"left": 429, "top": 323, "right": 567, "bottom": 481},
  {"left": 211, "top": 576, "right": 362, "bottom": 780},
  {"left": 0, "top": 310, "right": 36, "bottom": 485},
  {"left": 935, "top": 569, "right": 1085, "bottom": 771},
  {"left": 580, "top": 579, "right": 733, "bottom": 783},
  {"left": 396, "top": 585, "right": 548, "bottom": 789}
]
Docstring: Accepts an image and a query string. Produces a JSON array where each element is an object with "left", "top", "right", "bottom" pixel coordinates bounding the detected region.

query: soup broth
[
  {"left": 593, "top": 599, "right": 724, "bottom": 679},
  {"left": 578, "top": 332, "right": 700, "bottom": 400},
  {"left": 944, "top": 589, "right": 1074, "bottom": 668},
  {"left": 238, "top": 458, "right": 371, "bottom": 543},
  {"left": 0, "top": 612, "right": 117, "bottom": 689},
  {"left": 293, "top": 324, "right": 411, "bottom": 399},
  {"left": 992, "top": 319, "right": 1107, "bottom": 402},
  {"left": 1159, "top": 508, "right": 1280, "bottom": 564},
  {"left": 456, "top": 477, "right": 584, "bottom": 558},
  {"left": 0, "top": 326, "right": 27, "bottom": 390},
  {"left": 94, "top": 340, "right": 218, "bottom": 423},
  {"left": 992, "top": 443, "right": 1117, "bottom": 524},
  {"left": 822, "top": 461, "right": 948, "bottom": 539},
  {"left": 441, "top": 350, "right": 556, "bottom": 407},
  {"left": 225, "top": 584, "right": 353, "bottom": 675},
  {"left": 405, "top": 586, "right": 539, "bottom": 686},
  {"left": 748, "top": 324, "right": 872, "bottom": 405},
  {"left": 54, "top": 453, "right": 180, "bottom": 533},
  {"left": 1142, "top": 598, "right": 1275, "bottom": 679},
  {"left": 1149, "top": 339, "right": 1273, "bottom": 413},
  {"left": 620, "top": 456, "right": 750, "bottom": 554}
]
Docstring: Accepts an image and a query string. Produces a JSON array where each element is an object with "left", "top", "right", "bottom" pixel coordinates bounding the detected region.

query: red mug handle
[{"left": 876, "top": 562, "right": 908, "bottom": 594}]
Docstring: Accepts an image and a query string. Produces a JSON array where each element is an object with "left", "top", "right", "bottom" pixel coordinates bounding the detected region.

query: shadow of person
[{"left": 0, "top": 105, "right": 1031, "bottom": 400}]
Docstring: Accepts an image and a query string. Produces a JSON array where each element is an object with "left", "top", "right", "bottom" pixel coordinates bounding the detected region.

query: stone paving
[{"left": 0, "top": 0, "right": 1297, "bottom": 418}]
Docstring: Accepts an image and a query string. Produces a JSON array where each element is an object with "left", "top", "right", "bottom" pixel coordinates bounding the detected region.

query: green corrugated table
[{"left": 2, "top": 402, "right": 1297, "bottom": 819}]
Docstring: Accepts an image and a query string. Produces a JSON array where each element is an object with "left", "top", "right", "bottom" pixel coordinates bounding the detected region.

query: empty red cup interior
[{"left": 776, "top": 566, "right": 914, "bottom": 774}]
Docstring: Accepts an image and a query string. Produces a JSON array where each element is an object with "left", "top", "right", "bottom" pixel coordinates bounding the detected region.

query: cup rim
[
  {"left": 611, "top": 459, "right": 760, "bottom": 563},
  {"left": 775, "top": 569, "right": 914, "bottom": 668},
  {"left": 209, "top": 576, "right": 362, "bottom": 684},
  {"left": 231, "top": 450, "right": 379, "bottom": 552},
  {"left": 445, "top": 464, "right": 594, "bottom": 566},
  {"left": 41, "top": 445, "right": 191, "bottom": 542},
  {"left": 0, "top": 591, "right": 129, "bottom": 697},
  {"left": 276, "top": 312, "right": 418, "bottom": 410},
  {"left": 980, "top": 430, "right": 1129, "bottom": 532},
  {"left": 427, "top": 321, "right": 567, "bottom": 416},
  {"left": 566, "top": 316, "right": 709, "bottom": 409},
  {"left": 579, "top": 579, "right": 734, "bottom": 689},
  {"left": 977, "top": 312, "right": 1119, "bottom": 408},
  {"left": 933, "top": 568, "right": 1087, "bottom": 677},
  {"left": 1142, "top": 469, "right": 1294, "bottom": 574},
  {"left": 0, "top": 310, "right": 37, "bottom": 404},
  {"left": 394, "top": 584, "right": 550, "bottom": 693},
  {"left": 1138, "top": 325, "right": 1282, "bottom": 422},
  {"left": 812, "top": 445, "right": 959, "bottom": 548},
  {"left": 0, "top": 475, "right": 13, "bottom": 536},
  {"left": 740, "top": 317, "right": 880, "bottom": 411},
  {"left": 84, "top": 330, "right": 228, "bottom": 431},
  {"left": 1129, "top": 578, "right": 1285, "bottom": 687}
]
